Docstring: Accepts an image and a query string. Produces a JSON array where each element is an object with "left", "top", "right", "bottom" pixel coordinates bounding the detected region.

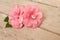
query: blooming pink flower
[
  {"left": 8, "top": 5, "right": 24, "bottom": 29},
  {"left": 23, "top": 6, "right": 43, "bottom": 29},
  {"left": 8, "top": 5, "right": 43, "bottom": 29}
]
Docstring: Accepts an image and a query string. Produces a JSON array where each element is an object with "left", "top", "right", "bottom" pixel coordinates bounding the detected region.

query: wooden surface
[
  {"left": 32, "top": 0, "right": 60, "bottom": 7},
  {"left": 0, "top": 0, "right": 60, "bottom": 40}
]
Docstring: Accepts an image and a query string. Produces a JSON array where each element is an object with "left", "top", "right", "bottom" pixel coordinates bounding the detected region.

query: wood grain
[
  {"left": 31, "top": 0, "right": 60, "bottom": 7},
  {"left": 0, "top": 27, "right": 60, "bottom": 40},
  {"left": 0, "top": 0, "right": 60, "bottom": 40}
]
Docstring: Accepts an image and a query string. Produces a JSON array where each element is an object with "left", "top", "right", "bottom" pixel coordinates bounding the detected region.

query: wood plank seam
[
  {"left": 29, "top": 0, "right": 60, "bottom": 8},
  {"left": 40, "top": 27, "right": 60, "bottom": 36}
]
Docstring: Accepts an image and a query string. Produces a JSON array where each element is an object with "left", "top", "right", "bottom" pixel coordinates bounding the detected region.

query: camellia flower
[
  {"left": 23, "top": 6, "right": 43, "bottom": 29},
  {"left": 8, "top": 5, "right": 24, "bottom": 29},
  {"left": 7, "top": 5, "right": 43, "bottom": 29}
]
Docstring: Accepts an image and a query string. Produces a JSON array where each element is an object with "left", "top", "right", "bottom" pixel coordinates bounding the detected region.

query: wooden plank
[
  {"left": 0, "top": 0, "right": 19, "bottom": 14},
  {"left": 0, "top": 26, "right": 60, "bottom": 40},
  {"left": 38, "top": 4, "right": 60, "bottom": 34},
  {"left": 31, "top": 0, "right": 60, "bottom": 7}
]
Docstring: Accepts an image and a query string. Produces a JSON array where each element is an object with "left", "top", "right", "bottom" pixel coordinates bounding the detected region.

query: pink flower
[
  {"left": 8, "top": 5, "right": 24, "bottom": 29},
  {"left": 8, "top": 5, "right": 43, "bottom": 29},
  {"left": 23, "top": 6, "right": 43, "bottom": 29}
]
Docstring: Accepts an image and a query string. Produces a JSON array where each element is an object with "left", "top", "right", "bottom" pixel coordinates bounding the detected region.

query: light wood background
[{"left": 0, "top": 0, "right": 60, "bottom": 40}]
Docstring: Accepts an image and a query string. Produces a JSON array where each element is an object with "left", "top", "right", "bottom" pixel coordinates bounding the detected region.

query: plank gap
[
  {"left": 29, "top": 0, "right": 60, "bottom": 8},
  {"left": 40, "top": 27, "right": 60, "bottom": 36}
]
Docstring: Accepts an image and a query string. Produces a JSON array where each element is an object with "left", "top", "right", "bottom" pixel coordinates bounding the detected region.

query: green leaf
[
  {"left": 4, "top": 16, "right": 8, "bottom": 22},
  {"left": 6, "top": 23, "right": 12, "bottom": 28}
]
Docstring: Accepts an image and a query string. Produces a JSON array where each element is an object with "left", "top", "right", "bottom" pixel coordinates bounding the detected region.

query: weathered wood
[
  {"left": 0, "top": 0, "right": 60, "bottom": 40},
  {"left": 31, "top": 0, "right": 60, "bottom": 7},
  {"left": 0, "top": 27, "right": 60, "bottom": 40}
]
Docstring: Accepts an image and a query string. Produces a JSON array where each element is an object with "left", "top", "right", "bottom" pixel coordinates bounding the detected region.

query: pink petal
[
  {"left": 8, "top": 5, "right": 24, "bottom": 29},
  {"left": 23, "top": 6, "right": 43, "bottom": 28}
]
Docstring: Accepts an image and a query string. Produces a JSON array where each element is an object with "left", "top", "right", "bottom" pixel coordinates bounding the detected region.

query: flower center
[{"left": 31, "top": 15, "right": 36, "bottom": 19}]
